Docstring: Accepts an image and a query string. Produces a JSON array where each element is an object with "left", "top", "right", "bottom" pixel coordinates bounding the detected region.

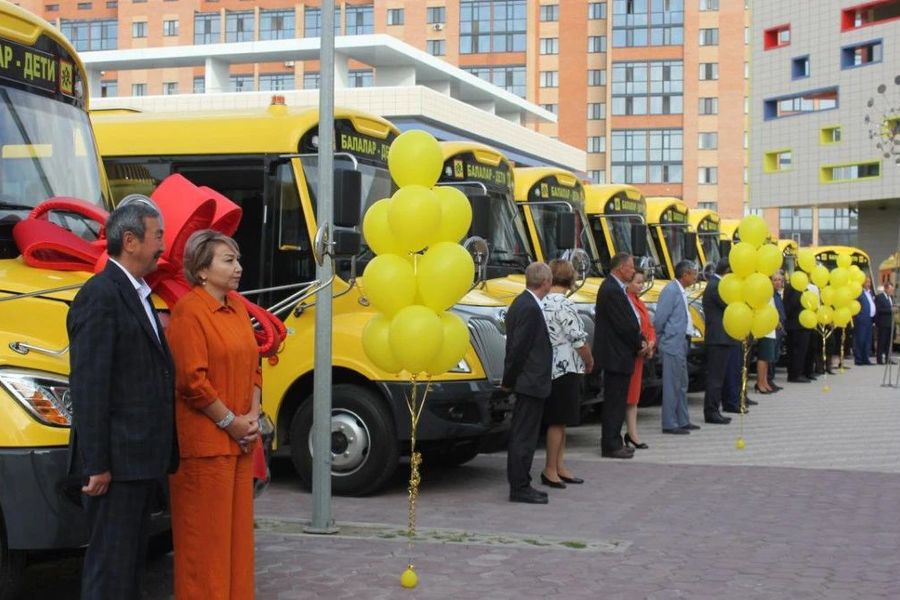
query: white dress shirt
[{"left": 109, "top": 258, "right": 160, "bottom": 341}]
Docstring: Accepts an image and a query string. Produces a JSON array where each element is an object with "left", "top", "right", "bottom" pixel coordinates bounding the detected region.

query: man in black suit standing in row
[
  {"left": 875, "top": 282, "right": 895, "bottom": 365},
  {"left": 702, "top": 258, "right": 736, "bottom": 423},
  {"left": 503, "top": 262, "right": 554, "bottom": 504},
  {"left": 783, "top": 271, "right": 812, "bottom": 382},
  {"left": 594, "top": 252, "right": 646, "bottom": 458},
  {"left": 67, "top": 196, "right": 179, "bottom": 599}
]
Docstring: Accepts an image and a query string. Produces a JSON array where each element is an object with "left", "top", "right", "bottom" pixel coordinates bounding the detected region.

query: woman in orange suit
[
  {"left": 167, "top": 229, "right": 261, "bottom": 599},
  {"left": 624, "top": 267, "right": 656, "bottom": 450}
]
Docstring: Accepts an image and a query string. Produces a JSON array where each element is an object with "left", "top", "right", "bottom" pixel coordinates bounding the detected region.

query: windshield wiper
[{"left": 0, "top": 202, "right": 35, "bottom": 211}]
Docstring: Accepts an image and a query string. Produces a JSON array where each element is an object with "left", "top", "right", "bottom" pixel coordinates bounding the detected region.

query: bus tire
[
  {"left": 289, "top": 384, "right": 399, "bottom": 497},
  {"left": 0, "top": 517, "right": 24, "bottom": 600}
]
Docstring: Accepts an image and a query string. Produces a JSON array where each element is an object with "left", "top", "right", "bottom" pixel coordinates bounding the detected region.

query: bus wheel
[
  {"left": 290, "top": 384, "right": 399, "bottom": 497},
  {"left": 0, "top": 521, "right": 24, "bottom": 600}
]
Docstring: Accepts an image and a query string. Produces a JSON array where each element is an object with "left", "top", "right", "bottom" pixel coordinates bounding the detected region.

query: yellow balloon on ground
[
  {"left": 797, "top": 248, "right": 816, "bottom": 273},
  {"left": 811, "top": 264, "right": 830, "bottom": 288},
  {"left": 836, "top": 253, "right": 852, "bottom": 269},
  {"left": 849, "top": 299, "right": 862, "bottom": 316},
  {"left": 833, "top": 286, "right": 853, "bottom": 308},
  {"left": 821, "top": 285, "right": 835, "bottom": 307},
  {"left": 738, "top": 215, "right": 769, "bottom": 248},
  {"left": 801, "top": 290, "right": 819, "bottom": 311},
  {"left": 723, "top": 302, "right": 753, "bottom": 340},
  {"left": 361, "top": 315, "right": 403, "bottom": 373},
  {"left": 744, "top": 273, "right": 774, "bottom": 309},
  {"left": 400, "top": 567, "right": 418, "bottom": 589},
  {"left": 388, "top": 130, "right": 443, "bottom": 188},
  {"left": 834, "top": 307, "right": 852, "bottom": 327},
  {"left": 719, "top": 273, "right": 745, "bottom": 305},
  {"left": 389, "top": 305, "right": 443, "bottom": 375},
  {"left": 362, "top": 254, "right": 417, "bottom": 316},
  {"left": 830, "top": 267, "right": 849, "bottom": 288},
  {"left": 751, "top": 304, "right": 779, "bottom": 338},
  {"left": 790, "top": 270, "right": 809, "bottom": 292},
  {"left": 425, "top": 312, "right": 470, "bottom": 376},
  {"left": 388, "top": 185, "right": 442, "bottom": 253},
  {"left": 417, "top": 242, "right": 476, "bottom": 311},
  {"left": 756, "top": 244, "right": 783, "bottom": 276},
  {"left": 729, "top": 242, "right": 758, "bottom": 277},
  {"left": 817, "top": 305, "right": 834, "bottom": 326},
  {"left": 799, "top": 308, "right": 818, "bottom": 329},
  {"left": 363, "top": 198, "right": 406, "bottom": 256},
  {"left": 432, "top": 186, "right": 473, "bottom": 243}
]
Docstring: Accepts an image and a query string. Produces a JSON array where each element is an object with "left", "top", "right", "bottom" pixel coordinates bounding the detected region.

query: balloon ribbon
[{"left": 405, "top": 376, "right": 431, "bottom": 564}]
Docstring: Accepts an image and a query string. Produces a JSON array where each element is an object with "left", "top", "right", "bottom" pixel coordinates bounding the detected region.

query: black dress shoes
[
  {"left": 662, "top": 428, "right": 689, "bottom": 435},
  {"left": 601, "top": 447, "right": 634, "bottom": 459},
  {"left": 723, "top": 406, "right": 748, "bottom": 414},
  {"left": 510, "top": 487, "right": 549, "bottom": 504},
  {"left": 745, "top": 398, "right": 759, "bottom": 406},
  {"left": 540, "top": 472, "right": 566, "bottom": 489},
  {"left": 705, "top": 413, "right": 732, "bottom": 424},
  {"left": 681, "top": 423, "right": 701, "bottom": 430},
  {"left": 559, "top": 474, "right": 584, "bottom": 484},
  {"left": 788, "top": 376, "right": 811, "bottom": 383}
]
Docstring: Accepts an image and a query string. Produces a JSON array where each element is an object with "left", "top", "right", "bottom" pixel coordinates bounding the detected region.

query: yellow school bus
[
  {"left": 93, "top": 103, "right": 510, "bottom": 495},
  {"left": 646, "top": 197, "right": 694, "bottom": 281},
  {"left": 778, "top": 239, "right": 798, "bottom": 275},
  {"left": 688, "top": 208, "right": 723, "bottom": 273},
  {"left": 814, "top": 245, "right": 872, "bottom": 278}
]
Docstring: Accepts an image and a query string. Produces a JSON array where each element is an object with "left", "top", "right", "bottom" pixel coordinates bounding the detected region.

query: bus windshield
[
  {"left": 699, "top": 233, "right": 721, "bottom": 267},
  {"left": 526, "top": 202, "right": 602, "bottom": 276},
  {"left": 0, "top": 86, "right": 105, "bottom": 225}
]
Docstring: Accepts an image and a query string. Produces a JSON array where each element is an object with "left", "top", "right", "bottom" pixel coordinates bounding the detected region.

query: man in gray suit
[{"left": 654, "top": 260, "right": 699, "bottom": 434}]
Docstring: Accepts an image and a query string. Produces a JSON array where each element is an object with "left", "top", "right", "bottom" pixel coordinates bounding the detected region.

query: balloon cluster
[
  {"left": 718, "top": 215, "right": 783, "bottom": 341},
  {"left": 360, "top": 129, "right": 476, "bottom": 378},
  {"left": 791, "top": 249, "right": 864, "bottom": 331}
]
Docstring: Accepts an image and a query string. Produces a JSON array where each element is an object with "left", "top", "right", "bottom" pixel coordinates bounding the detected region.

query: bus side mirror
[
  {"left": 468, "top": 194, "right": 492, "bottom": 240},
  {"left": 333, "top": 170, "right": 362, "bottom": 228},
  {"left": 719, "top": 239, "right": 732, "bottom": 258},
  {"left": 630, "top": 223, "right": 648, "bottom": 258},
  {"left": 684, "top": 232, "right": 698, "bottom": 262},
  {"left": 556, "top": 212, "right": 576, "bottom": 250}
]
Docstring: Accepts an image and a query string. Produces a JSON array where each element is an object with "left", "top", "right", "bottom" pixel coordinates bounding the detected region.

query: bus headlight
[
  {"left": 448, "top": 359, "right": 472, "bottom": 374},
  {"left": 0, "top": 370, "right": 71, "bottom": 427}
]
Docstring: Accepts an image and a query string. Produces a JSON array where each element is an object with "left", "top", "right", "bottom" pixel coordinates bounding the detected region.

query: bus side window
[{"left": 269, "top": 162, "right": 316, "bottom": 306}]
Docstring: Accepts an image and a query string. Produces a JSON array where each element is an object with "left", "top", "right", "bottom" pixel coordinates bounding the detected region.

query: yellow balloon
[
  {"left": 388, "top": 130, "right": 443, "bottom": 188},
  {"left": 723, "top": 302, "right": 753, "bottom": 341},
  {"left": 756, "top": 243, "right": 783, "bottom": 276},
  {"left": 751, "top": 304, "right": 779, "bottom": 338},
  {"left": 400, "top": 567, "right": 418, "bottom": 589},
  {"left": 432, "top": 186, "right": 473, "bottom": 243},
  {"left": 362, "top": 254, "right": 417, "bottom": 316},
  {"left": 799, "top": 308, "right": 818, "bottom": 329},
  {"left": 833, "top": 286, "right": 853, "bottom": 308},
  {"left": 849, "top": 299, "right": 862, "bottom": 316},
  {"left": 817, "top": 305, "right": 834, "bottom": 326},
  {"left": 821, "top": 285, "right": 835, "bottom": 307},
  {"left": 834, "top": 307, "right": 852, "bottom": 327},
  {"left": 790, "top": 270, "right": 809, "bottom": 292},
  {"left": 719, "top": 273, "right": 745, "bottom": 305},
  {"left": 797, "top": 248, "right": 816, "bottom": 273},
  {"left": 744, "top": 273, "right": 774, "bottom": 309},
  {"left": 417, "top": 242, "right": 475, "bottom": 311},
  {"left": 425, "top": 312, "right": 470, "bottom": 376},
  {"left": 836, "top": 253, "right": 852, "bottom": 269},
  {"left": 388, "top": 185, "right": 442, "bottom": 253},
  {"left": 738, "top": 215, "right": 769, "bottom": 248},
  {"left": 389, "top": 305, "right": 443, "bottom": 375},
  {"left": 736, "top": 437, "right": 746, "bottom": 450},
  {"left": 830, "top": 267, "right": 849, "bottom": 288},
  {"left": 362, "top": 198, "right": 406, "bottom": 256},
  {"left": 848, "top": 282, "right": 863, "bottom": 299},
  {"left": 800, "top": 290, "right": 819, "bottom": 311},
  {"left": 811, "top": 264, "right": 830, "bottom": 289},
  {"left": 729, "top": 242, "right": 758, "bottom": 278},
  {"left": 361, "top": 315, "right": 403, "bottom": 374}
]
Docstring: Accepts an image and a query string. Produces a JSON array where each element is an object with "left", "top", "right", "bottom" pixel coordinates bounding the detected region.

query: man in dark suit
[
  {"left": 854, "top": 277, "right": 876, "bottom": 365},
  {"left": 701, "top": 258, "right": 735, "bottom": 424},
  {"left": 67, "top": 196, "right": 178, "bottom": 599},
  {"left": 502, "top": 261, "right": 553, "bottom": 504},
  {"left": 784, "top": 273, "right": 813, "bottom": 382},
  {"left": 875, "top": 282, "right": 895, "bottom": 364},
  {"left": 594, "top": 252, "right": 645, "bottom": 458}
]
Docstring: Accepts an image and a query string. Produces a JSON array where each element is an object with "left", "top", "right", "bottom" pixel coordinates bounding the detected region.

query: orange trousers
[{"left": 169, "top": 454, "right": 254, "bottom": 600}]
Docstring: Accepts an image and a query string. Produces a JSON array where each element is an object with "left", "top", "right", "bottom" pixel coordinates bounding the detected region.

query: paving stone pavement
[{"left": 17, "top": 364, "right": 900, "bottom": 598}]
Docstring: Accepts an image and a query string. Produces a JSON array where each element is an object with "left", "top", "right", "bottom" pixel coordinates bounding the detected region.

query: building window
[
  {"left": 426, "top": 39, "right": 446, "bottom": 55},
  {"left": 698, "top": 132, "right": 718, "bottom": 149},
  {"left": 163, "top": 82, "right": 178, "bottom": 95},
  {"left": 387, "top": 8, "right": 404, "bottom": 26},
  {"left": 841, "top": 1, "right": 900, "bottom": 31},
  {"left": 345, "top": 5, "right": 374, "bottom": 35},
  {"left": 303, "top": 72, "right": 320, "bottom": 89},
  {"left": 163, "top": 19, "right": 179, "bottom": 37},
  {"left": 763, "top": 24, "right": 790, "bottom": 49},
  {"left": 698, "top": 167, "right": 717, "bottom": 184},
  {"left": 779, "top": 208, "right": 813, "bottom": 246},
  {"left": 699, "top": 62, "right": 718, "bottom": 80},
  {"left": 132, "top": 83, "right": 147, "bottom": 96},
  {"left": 131, "top": 21, "right": 147, "bottom": 38},
  {"left": 612, "top": 60, "right": 683, "bottom": 116},
  {"left": 819, "top": 208, "right": 858, "bottom": 246},
  {"left": 588, "top": 103, "right": 606, "bottom": 119},
  {"left": 226, "top": 11, "right": 254, "bottom": 43},
  {"left": 744, "top": 26, "right": 749, "bottom": 45},
  {"left": 698, "top": 97, "right": 718, "bottom": 115},
  {"left": 460, "top": 0, "right": 526, "bottom": 53},
  {"left": 106, "top": 0, "right": 117, "bottom": 7},
  {"left": 539, "top": 70, "right": 559, "bottom": 88},
  {"left": 841, "top": 40, "right": 883, "bottom": 68},
  {"left": 820, "top": 126, "right": 842, "bottom": 144},
  {"left": 260, "top": 9, "right": 295, "bottom": 40},
  {"left": 699, "top": 0, "right": 718, "bottom": 10},
  {"left": 588, "top": 69, "right": 607, "bottom": 86},
  {"left": 744, "top": 62, "right": 750, "bottom": 79},
  {"left": 791, "top": 56, "right": 810, "bottom": 78},
  {"left": 46, "top": 4, "right": 59, "bottom": 11},
  {"left": 77, "top": 2, "right": 92, "bottom": 9},
  {"left": 698, "top": 201, "right": 718, "bottom": 210},
  {"left": 541, "top": 103, "right": 558, "bottom": 114},
  {"left": 821, "top": 161, "right": 880, "bottom": 182},
  {"left": 764, "top": 88, "right": 838, "bottom": 120},
  {"left": 230, "top": 75, "right": 253, "bottom": 93},
  {"left": 100, "top": 80, "right": 117, "bottom": 97},
  {"left": 427, "top": 6, "right": 446, "bottom": 24},
  {"left": 588, "top": 136, "right": 607, "bottom": 153},
  {"left": 589, "top": 2, "right": 607, "bottom": 19},
  {"left": 611, "top": 128, "right": 683, "bottom": 184},
  {"left": 348, "top": 70, "right": 373, "bottom": 87},
  {"left": 193, "top": 76, "right": 205, "bottom": 94},
  {"left": 588, "top": 169, "right": 607, "bottom": 183},
  {"left": 612, "top": 0, "right": 683, "bottom": 47},
  {"left": 699, "top": 27, "right": 719, "bottom": 45},
  {"left": 60, "top": 19, "right": 118, "bottom": 51},
  {"left": 303, "top": 7, "right": 340, "bottom": 38},
  {"left": 763, "top": 149, "right": 792, "bottom": 172},
  {"left": 464, "top": 64, "right": 526, "bottom": 97},
  {"left": 540, "top": 4, "right": 559, "bottom": 21},
  {"left": 540, "top": 38, "right": 559, "bottom": 54},
  {"left": 194, "top": 13, "right": 221, "bottom": 45},
  {"left": 260, "top": 73, "right": 294, "bottom": 91},
  {"left": 588, "top": 35, "right": 607, "bottom": 52}
]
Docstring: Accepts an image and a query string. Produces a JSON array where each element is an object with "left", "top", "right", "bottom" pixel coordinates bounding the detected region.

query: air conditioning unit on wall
[{"left": 432, "top": 23, "right": 445, "bottom": 31}]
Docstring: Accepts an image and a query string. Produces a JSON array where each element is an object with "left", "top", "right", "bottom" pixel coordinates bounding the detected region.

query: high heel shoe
[
  {"left": 753, "top": 384, "right": 773, "bottom": 395},
  {"left": 540, "top": 472, "right": 566, "bottom": 489},
  {"left": 623, "top": 433, "right": 648, "bottom": 450}
]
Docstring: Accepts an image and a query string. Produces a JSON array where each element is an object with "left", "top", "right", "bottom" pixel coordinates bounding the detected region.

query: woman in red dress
[{"left": 625, "top": 267, "right": 656, "bottom": 449}]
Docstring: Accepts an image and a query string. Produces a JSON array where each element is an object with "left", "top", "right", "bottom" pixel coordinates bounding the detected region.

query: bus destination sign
[
  {"left": 535, "top": 177, "right": 584, "bottom": 204},
  {"left": 0, "top": 38, "right": 60, "bottom": 95},
  {"left": 446, "top": 154, "right": 511, "bottom": 190},
  {"left": 605, "top": 195, "right": 644, "bottom": 215}
]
